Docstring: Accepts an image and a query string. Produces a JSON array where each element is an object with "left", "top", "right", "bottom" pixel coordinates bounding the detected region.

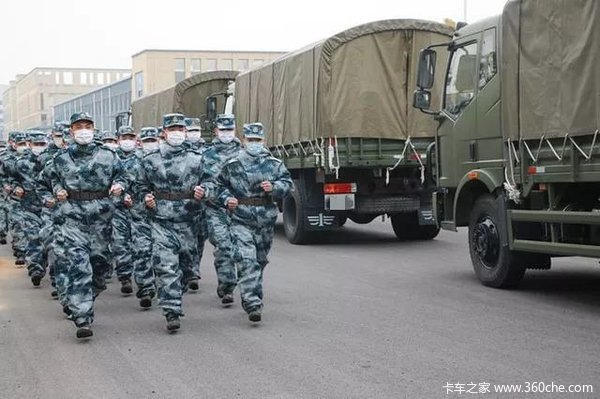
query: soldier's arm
[
  {"left": 271, "top": 161, "right": 293, "bottom": 200},
  {"left": 110, "top": 155, "right": 128, "bottom": 193},
  {"left": 215, "top": 163, "right": 236, "bottom": 207}
]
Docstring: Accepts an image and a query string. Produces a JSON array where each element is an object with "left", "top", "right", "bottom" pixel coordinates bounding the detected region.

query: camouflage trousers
[
  {"left": 21, "top": 209, "right": 46, "bottom": 278},
  {"left": 195, "top": 210, "right": 208, "bottom": 281},
  {"left": 39, "top": 214, "right": 57, "bottom": 287},
  {"left": 9, "top": 206, "right": 26, "bottom": 257},
  {"left": 151, "top": 218, "right": 200, "bottom": 316},
  {"left": 58, "top": 218, "right": 111, "bottom": 327},
  {"left": 230, "top": 221, "right": 275, "bottom": 313},
  {"left": 0, "top": 201, "right": 8, "bottom": 237},
  {"left": 112, "top": 208, "right": 133, "bottom": 281},
  {"left": 132, "top": 218, "right": 155, "bottom": 298},
  {"left": 205, "top": 206, "right": 237, "bottom": 295}
]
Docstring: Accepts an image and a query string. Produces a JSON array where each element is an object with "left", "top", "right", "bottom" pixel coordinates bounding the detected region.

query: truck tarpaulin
[{"left": 235, "top": 19, "right": 453, "bottom": 146}]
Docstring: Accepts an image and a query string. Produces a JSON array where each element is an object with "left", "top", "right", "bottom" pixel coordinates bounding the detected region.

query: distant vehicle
[
  {"left": 208, "top": 19, "right": 453, "bottom": 244},
  {"left": 413, "top": 0, "right": 600, "bottom": 287}
]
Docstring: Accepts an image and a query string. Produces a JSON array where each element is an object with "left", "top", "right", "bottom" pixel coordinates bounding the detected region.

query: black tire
[
  {"left": 282, "top": 188, "right": 311, "bottom": 245},
  {"left": 391, "top": 213, "right": 440, "bottom": 241},
  {"left": 468, "top": 195, "right": 525, "bottom": 288}
]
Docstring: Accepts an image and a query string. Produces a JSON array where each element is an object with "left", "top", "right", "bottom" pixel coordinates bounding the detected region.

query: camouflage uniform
[
  {"left": 47, "top": 113, "right": 126, "bottom": 329},
  {"left": 131, "top": 127, "right": 160, "bottom": 301},
  {"left": 202, "top": 115, "right": 241, "bottom": 297},
  {"left": 3, "top": 138, "right": 27, "bottom": 262},
  {"left": 214, "top": 123, "right": 293, "bottom": 315},
  {"left": 137, "top": 114, "right": 207, "bottom": 319},
  {"left": 10, "top": 132, "right": 49, "bottom": 283},
  {"left": 112, "top": 127, "right": 138, "bottom": 289},
  {"left": 0, "top": 142, "right": 9, "bottom": 243}
]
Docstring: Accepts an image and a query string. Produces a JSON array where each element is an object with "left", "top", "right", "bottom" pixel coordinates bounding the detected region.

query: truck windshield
[{"left": 444, "top": 41, "right": 478, "bottom": 118}]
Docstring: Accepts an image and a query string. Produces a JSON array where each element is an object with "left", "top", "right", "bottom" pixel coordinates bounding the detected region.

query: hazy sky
[{"left": 0, "top": 0, "right": 507, "bottom": 84}]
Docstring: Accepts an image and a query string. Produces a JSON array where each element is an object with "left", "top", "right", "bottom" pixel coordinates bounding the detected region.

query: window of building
[
  {"left": 237, "top": 59, "right": 249, "bottom": 70},
  {"left": 40, "top": 93, "right": 44, "bottom": 110},
  {"left": 175, "top": 58, "right": 186, "bottom": 82},
  {"left": 63, "top": 71, "right": 73, "bottom": 85},
  {"left": 80, "top": 72, "right": 88, "bottom": 85},
  {"left": 89, "top": 72, "right": 94, "bottom": 85},
  {"left": 251, "top": 59, "right": 264, "bottom": 68},
  {"left": 204, "top": 58, "right": 217, "bottom": 71},
  {"left": 97, "top": 72, "right": 105, "bottom": 85},
  {"left": 135, "top": 72, "right": 144, "bottom": 98},
  {"left": 479, "top": 29, "right": 497, "bottom": 89},
  {"left": 191, "top": 59, "right": 201, "bottom": 75},
  {"left": 106, "top": 72, "right": 111, "bottom": 84},
  {"left": 220, "top": 59, "right": 233, "bottom": 70}
]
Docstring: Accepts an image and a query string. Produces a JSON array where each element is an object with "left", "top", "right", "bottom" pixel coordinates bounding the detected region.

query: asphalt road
[{"left": 1, "top": 220, "right": 599, "bottom": 399}]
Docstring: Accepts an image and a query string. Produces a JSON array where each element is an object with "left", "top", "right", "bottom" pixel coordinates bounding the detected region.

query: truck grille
[{"left": 354, "top": 196, "right": 420, "bottom": 214}]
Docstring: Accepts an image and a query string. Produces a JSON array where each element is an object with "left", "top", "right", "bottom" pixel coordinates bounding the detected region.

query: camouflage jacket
[
  {"left": 136, "top": 142, "right": 207, "bottom": 222},
  {"left": 202, "top": 138, "right": 241, "bottom": 208},
  {"left": 10, "top": 151, "right": 47, "bottom": 213},
  {"left": 214, "top": 148, "right": 293, "bottom": 227},
  {"left": 45, "top": 143, "right": 126, "bottom": 223}
]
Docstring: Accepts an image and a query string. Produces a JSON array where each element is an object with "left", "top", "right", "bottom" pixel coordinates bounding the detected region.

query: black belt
[
  {"left": 154, "top": 191, "right": 194, "bottom": 201},
  {"left": 68, "top": 191, "right": 108, "bottom": 201},
  {"left": 237, "top": 197, "right": 273, "bottom": 206}
]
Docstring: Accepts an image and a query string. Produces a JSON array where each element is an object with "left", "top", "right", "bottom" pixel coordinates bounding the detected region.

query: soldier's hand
[
  {"left": 123, "top": 194, "right": 133, "bottom": 208},
  {"left": 56, "top": 190, "right": 68, "bottom": 201},
  {"left": 45, "top": 198, "right": 56, "bottom": 208},
  {"left": 145, "top": 193, "right": 156, "bottom": 209},
  {"left": 110, "top": 184, "right": 124, "bottom": 196},
  {"left": 193, "top": 185, "right": 205, "bottom": 200},
  {"left": 14, "top": 187, "right": 24, "bottom": 198},
  {"left": 260, "top": 181, "right": 273, "bottom": 193},
  {"left": 3, "top": 185, "right": 12, "bottom": 194},
  {"left": 226, "top": 197, "right": 238, "bottom": 210}
]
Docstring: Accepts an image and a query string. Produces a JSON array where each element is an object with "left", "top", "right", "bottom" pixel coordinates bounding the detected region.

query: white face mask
[
  {"left": 187, "top": 131, "right": 202, "bottom": 143},
  {"left": 53, "top": 137, "right": 64, "bottom": 147},
  {"left": 142, "top": 141, "right": 159, "bottom": 153},
  {"left": 16, "top": 145, "right": 27, "bottom": 154},
  {"left": 31, "top": 146, "right": 47, "bottom": 156},
  {"left": 120, "top": 139, "right": 137, "bottom": 152},
  {"left": 73, "top": 129, "right": 94, "bottom": 145},
  {"left": 166, "top": 131, "right": 186, "bottom": 146},
  {"left": 104, "top": 142, "right": 119, "bottom": 150},
  {"left": 217, "top": 130, "right": 236, "bottom": 144}
]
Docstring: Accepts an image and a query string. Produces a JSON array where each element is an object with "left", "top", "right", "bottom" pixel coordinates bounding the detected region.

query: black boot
[
  {"left": 120, "top": 279, "right": 133, "bottom": 295},
  {"left": 166, "top": 313, "right": 181, "bottom": 332},
  {"left": 139, "top": 296, "right": 152, "bottom": 309},
  {"left": 76, "top": 324, "right": 93, "bottom": 339},
  {"left": 31, "top": 275, "right": 42, "bottom": 287},
  {"left": 187, "top": 278, "right": 199, "bottom": 292},
  {"left": 221, "top": 293, "right": 234, "bottom": 307},
  {"left": 248, "top": 309, "right": 262, "bottom": 323}
]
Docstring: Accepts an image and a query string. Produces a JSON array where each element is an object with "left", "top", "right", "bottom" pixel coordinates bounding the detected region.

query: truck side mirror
[
  {"left": 417, "top": 48, "right": 437, "bottom": 89},
  {"left": 206, "top": 96, "right": 217, "bottom": 122},
  {"left": 413, "top": 90, "right": 432, "bottom": 110}
]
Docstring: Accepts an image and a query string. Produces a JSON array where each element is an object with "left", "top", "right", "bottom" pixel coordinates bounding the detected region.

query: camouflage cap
[
  {"left": 102, "top": 130, "right": 117, "bottom": 141},
  {"left": 93, "top": 129, "right": 102, "bottom": 141},
  {"left": 53, "top": 120, "right": 70, "bottom": 134},
  {"left": 140, "top": 127, "right": 159, "bottom": 140},
  {"left": 70, "top": 111, "right": 94, "bottom": 126},
  {"left": 28, "top": 131, "right": 47, "bottom": 143},
  {"left": 8, "top": 131, "right": 21, "bottom": 141},
  {"left": 185, "top": 117, "right": 201, "bottom": 131},
  {"left": 243, "top": 122, "right": 265, "bottom": 139},
  {"left": 12, "top": 131, "right": 28, "bottom": 143},
  {"left": 117, "top": 125, "right": 136, "bottom": 137},
  {"left": 215, "top": 114, "right": 235, "bottom": 130},
  {"left": 163, "top": 113, "right": 186, "bottom": 128}
]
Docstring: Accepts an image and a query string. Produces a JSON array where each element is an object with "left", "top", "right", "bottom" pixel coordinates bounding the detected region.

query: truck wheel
[
  {"left": 469, "top": 195, "right": 525, "bottom": 288},
  {"left": 282, "top": 188, "right": 311, "bottom": 245}
]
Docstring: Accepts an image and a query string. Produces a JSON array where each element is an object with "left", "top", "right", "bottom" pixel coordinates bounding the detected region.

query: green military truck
[
  {"left": 212, "top": 20, "right": 453, "bottom": 244},
  {"left": 131, "top": 70, "right": 238, "bottom": 141},
  {"left": 413, "top": 0, "right": 600, "bottom": 287}
]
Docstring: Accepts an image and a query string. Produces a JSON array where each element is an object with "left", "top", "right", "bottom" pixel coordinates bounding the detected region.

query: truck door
[{"left": 437, "top": 39, "right": 479, "bottom": 189}]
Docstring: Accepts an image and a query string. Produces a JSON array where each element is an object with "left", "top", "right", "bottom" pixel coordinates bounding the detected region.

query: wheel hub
[{"left": 472, "top": 217, "right": 500, "bottom": 268}]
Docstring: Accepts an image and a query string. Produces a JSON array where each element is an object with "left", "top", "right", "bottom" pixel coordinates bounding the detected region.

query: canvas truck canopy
[
  {"left": 131, "top": 70, "right": 238, "bottom": 130},
  {"left": 235, "top": 19, "right": 453, "bottom": 146},
  {"left": 502, "top": 0, "right": 600, "bottom": 140}
]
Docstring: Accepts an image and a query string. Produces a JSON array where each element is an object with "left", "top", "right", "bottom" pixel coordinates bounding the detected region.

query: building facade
[
  {"left": 3, "top": 67, "right": 130, "bottom": 131},
  {"left": 131, "top": 49, "right": 285, "bottom": 100},
  {"left": 0, "top": 84, "right": 7, "bottom": 139},
  {"left": 53, "top": 77, "right": 132, "bottom": 132}
]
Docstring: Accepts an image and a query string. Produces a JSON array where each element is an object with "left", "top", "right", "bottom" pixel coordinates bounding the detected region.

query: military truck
[
  {"left": 131, "top": 70, "right": 238, "bottom": 141},
  {"left": 413, "top": 0, "right": 600, "bottom": 287},
  {"left": 209, "top": 20, "right": 453, "bottom": 244}
]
